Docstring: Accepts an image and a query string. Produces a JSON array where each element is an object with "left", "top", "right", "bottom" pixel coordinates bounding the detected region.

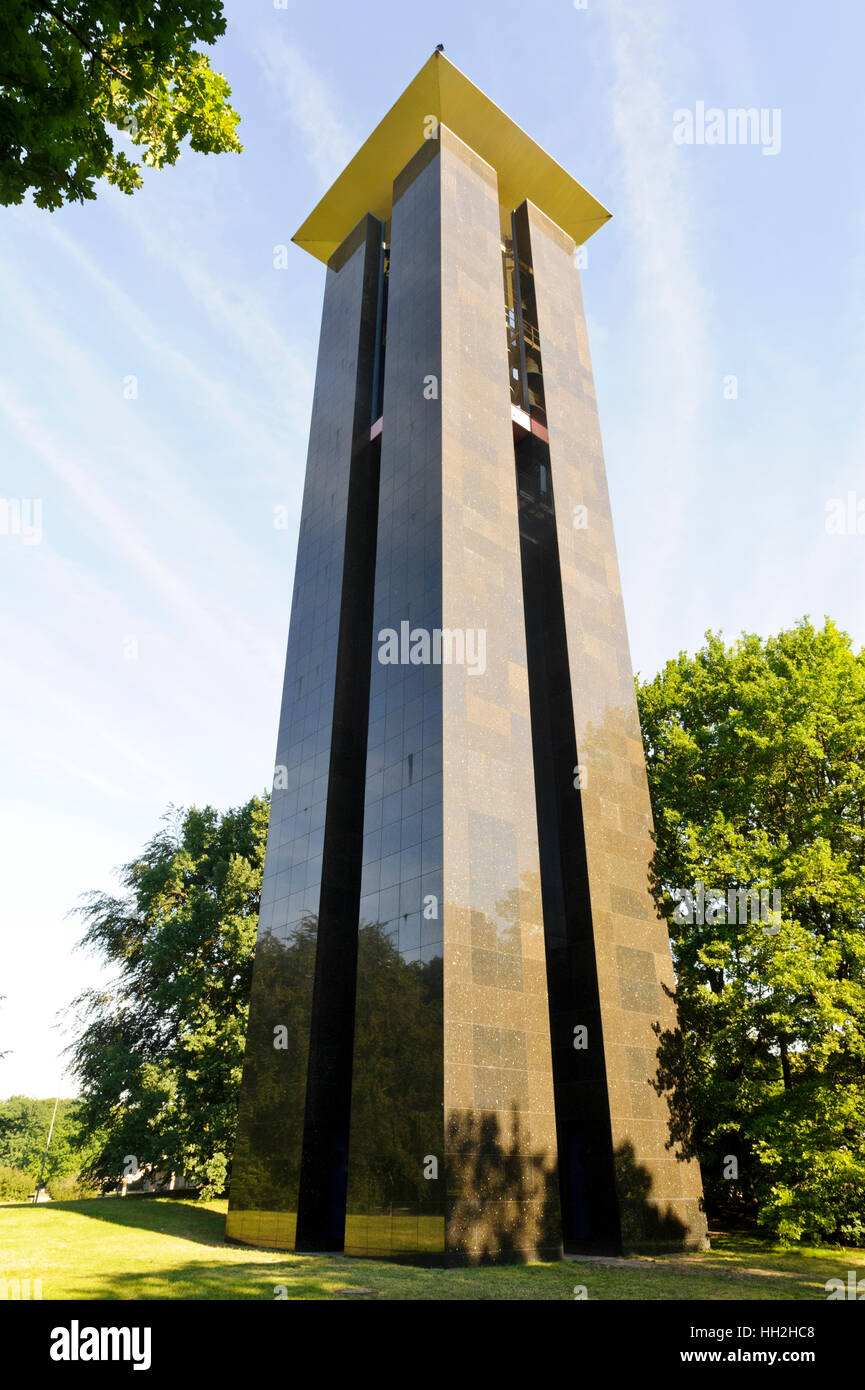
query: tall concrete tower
[{"left": 227, "top": 52, "right": 707, "bottom": 1263}]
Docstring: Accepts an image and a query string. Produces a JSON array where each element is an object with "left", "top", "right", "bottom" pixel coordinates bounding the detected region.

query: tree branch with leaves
[{"left": 0, "top": 1, "right": 242, "bottom": 210}]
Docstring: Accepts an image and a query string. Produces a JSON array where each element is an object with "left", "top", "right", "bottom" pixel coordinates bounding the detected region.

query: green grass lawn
[{"left": 1, "top": 1197, "right": 862, "bottom": 1300}]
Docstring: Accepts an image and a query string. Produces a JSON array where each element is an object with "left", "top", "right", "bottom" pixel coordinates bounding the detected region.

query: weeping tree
[{"left": 66, "top": 797, "right": 267, "bottom": 1197}]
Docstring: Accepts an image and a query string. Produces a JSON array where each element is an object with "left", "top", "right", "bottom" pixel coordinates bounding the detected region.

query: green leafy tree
[
  {"left": 66, "top": 796, "right": 267, "bottom": 1197},
  {"left": 0, "top": 1095, "right": 96, "bottom": 1182},
  {"left": 0, "top": 1, "right": 242, "bottom": 210},
  {"left": 637, "top": 617, "right": 865, "bottom": 1243}
]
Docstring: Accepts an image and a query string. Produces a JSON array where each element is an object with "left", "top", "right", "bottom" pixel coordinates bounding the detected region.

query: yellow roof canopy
[{"left": 292, "top": 52, "right": 611, "bottom": 265}]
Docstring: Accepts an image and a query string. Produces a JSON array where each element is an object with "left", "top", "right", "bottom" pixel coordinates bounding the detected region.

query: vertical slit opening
[{"left": 506, "top": 205, "right": 622, "bottom": 1254}]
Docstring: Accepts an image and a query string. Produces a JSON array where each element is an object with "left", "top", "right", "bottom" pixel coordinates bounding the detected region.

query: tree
[
  {"left": 66, "top": 796, "right": 267, "bottom": 1197},
  {"left": 0, "top": 1, "right": 242, "bottom": 210},
  {"left": 637, "top": 617, "right": 865, "bottom": 1243},
  {"left": 0, "top": 1095, "right": 95, "bottom": 1182}
]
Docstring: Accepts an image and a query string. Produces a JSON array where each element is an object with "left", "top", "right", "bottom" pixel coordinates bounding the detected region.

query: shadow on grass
[
  {"left": 61, "top": 1260, "right": 567, "bottom": 1301},
  {"left": 30, "top": 1197, "right": 228, "bottom": 1249},
  {"left": 67, "top": 1252, "right": 833, "bottom": 1302},
  {"left": 74, "top": 1261, "right": 349, "bottom": 1301}
]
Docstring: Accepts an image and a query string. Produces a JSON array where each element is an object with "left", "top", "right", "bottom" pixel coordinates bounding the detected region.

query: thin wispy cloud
[
  {"left": 252, "top": 32, "right": 359, "bottom": 187},
  {"left": 107, "top": 194, "right": 316, "bottom": 426},
  {"left": 17, "top": 213, "right": 305, "bottom": 486},
  {"left": 605, "top": 2, "right": 712, "bottom": 459},
  {"left": 600, "top": 1, "right": 715, "bottom": 667},
  {"left": 0, "top": 247, "right": 293, "bottom": 663},
  {"left": 0, "top": 375, "right": 278, "bottom": 678}
]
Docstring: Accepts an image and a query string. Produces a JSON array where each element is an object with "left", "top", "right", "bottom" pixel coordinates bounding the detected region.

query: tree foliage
[
  {"left": 0, "top": 1095, "right": 99, "bottom": 1189},
  {"left": 637, "top": 617, "right": 865, "bottom": 1243},
  {"left": 0, "top": 1, "right": 242, "bottom": 210},
  {"left": 66, "top": 797, "right": 267, "bottom": 1197},
  {"left": 0, "top": 1166, "right": 35, "bottom": 1201}
]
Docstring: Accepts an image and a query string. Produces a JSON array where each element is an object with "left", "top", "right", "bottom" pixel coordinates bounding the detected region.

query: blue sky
[{"left": 1, "top": 0, "right": 863, "bottom": 1097}]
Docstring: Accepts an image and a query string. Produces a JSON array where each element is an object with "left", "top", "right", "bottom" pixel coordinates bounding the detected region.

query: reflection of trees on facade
[
  {"left": 347, "top": 922, "right": 443, "bottom": 1218},
  {"left": 233, "top": 899, "right": 586, "bottom": 1259},
  {"left": 232, "top": 916, "right": 443, "bottom": 1221},
  {"left": 229, "top": 917, "right": 316, "bottom": 1213},
  {"left": 490, "top": 876, "right": 539, "bottom": 955}
]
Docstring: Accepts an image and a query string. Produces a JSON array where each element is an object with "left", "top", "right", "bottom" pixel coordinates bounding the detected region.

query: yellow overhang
[{"left": 292, "top": 52, "right": 611, "bottom": 265}]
